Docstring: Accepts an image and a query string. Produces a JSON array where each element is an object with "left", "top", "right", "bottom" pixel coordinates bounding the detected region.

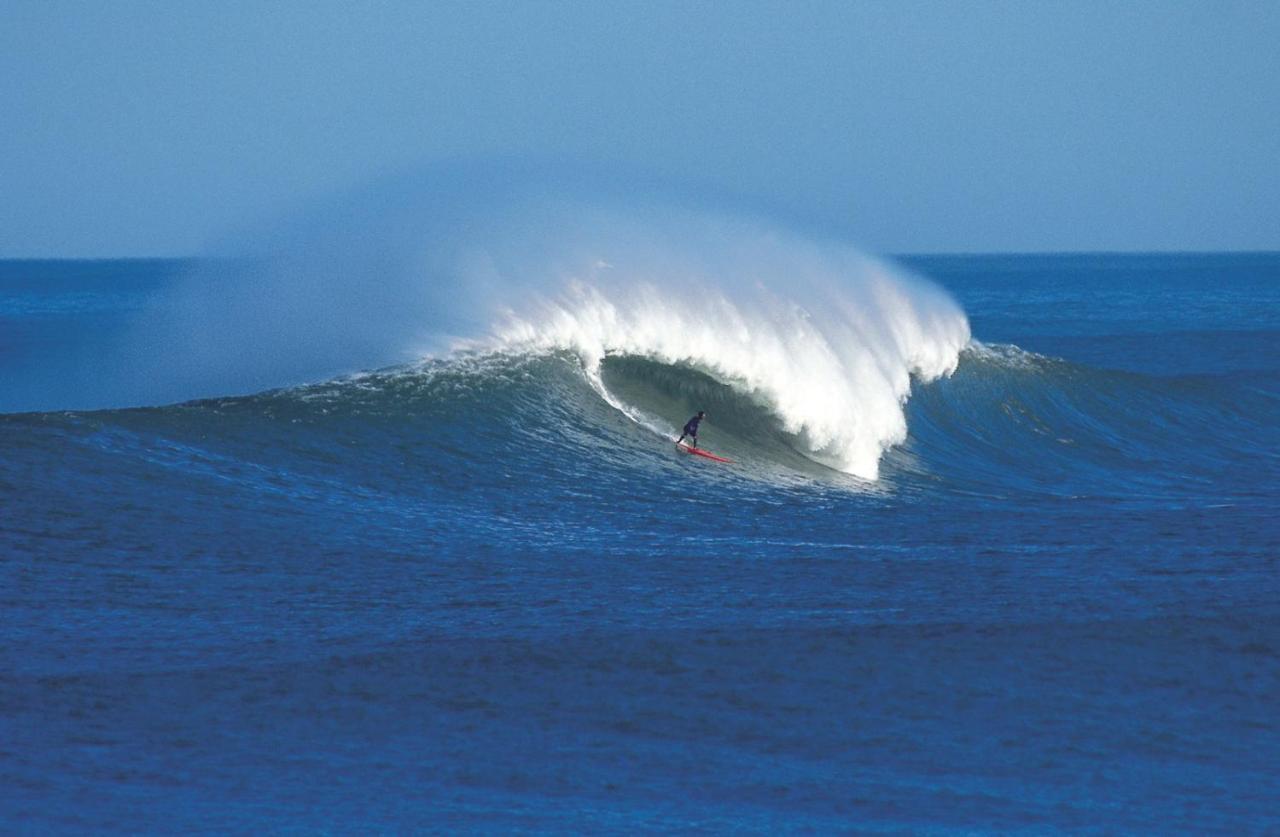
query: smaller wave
[{"left": 895, "top": 340, "right": 1278, "bottom": 498}]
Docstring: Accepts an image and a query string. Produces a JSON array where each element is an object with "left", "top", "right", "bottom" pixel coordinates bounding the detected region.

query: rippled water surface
[{"left": 3, "top": 254, "right": 1278, "bottom": 832}]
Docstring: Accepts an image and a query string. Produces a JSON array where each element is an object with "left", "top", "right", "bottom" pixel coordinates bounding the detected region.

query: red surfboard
[{"left": 676, "top": 443, "right": 732, "bottom": 463}]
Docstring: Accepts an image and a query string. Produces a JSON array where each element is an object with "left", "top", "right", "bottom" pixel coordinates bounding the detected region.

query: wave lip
[{"left": 481, "top": 211, "right": 970, "bottom": 478}]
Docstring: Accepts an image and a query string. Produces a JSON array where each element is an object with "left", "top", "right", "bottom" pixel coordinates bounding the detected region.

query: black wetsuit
[{"left": 677, "top": 414, "right": 703, "bottom": 446}]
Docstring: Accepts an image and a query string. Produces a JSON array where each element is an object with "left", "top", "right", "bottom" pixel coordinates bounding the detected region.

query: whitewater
[{"left": 482, "top": 211, "right": 970, "bottom": 478}]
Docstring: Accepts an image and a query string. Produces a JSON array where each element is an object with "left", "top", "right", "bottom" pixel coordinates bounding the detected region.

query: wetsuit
[{"left": 676, "top": 414, "right": 703, "bottom": 446}]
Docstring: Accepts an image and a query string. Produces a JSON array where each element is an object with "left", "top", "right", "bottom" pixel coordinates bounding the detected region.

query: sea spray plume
[
  {"left": 81, "top": 163, "right": 969, "bottom": 478},
  {"left": 67, "top": 163, "right": 538, "bottom": 409}
]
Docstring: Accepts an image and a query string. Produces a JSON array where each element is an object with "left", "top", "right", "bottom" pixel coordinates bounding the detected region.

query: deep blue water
[{"left": 3, "top": 253, "right": 1279, "bottom": 832}]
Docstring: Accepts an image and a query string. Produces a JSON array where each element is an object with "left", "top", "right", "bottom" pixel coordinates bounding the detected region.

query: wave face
[
  {"left": 480, "top": 209, "right": 970, "bottom": 478},
  {"left": 4, "top": 171, "right": 970, "bottom": 479}
]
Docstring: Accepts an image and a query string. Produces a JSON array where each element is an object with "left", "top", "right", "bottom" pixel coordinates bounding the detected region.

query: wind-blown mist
[{"left": 24, "top": 165, "right": 971, "bottom": 478}]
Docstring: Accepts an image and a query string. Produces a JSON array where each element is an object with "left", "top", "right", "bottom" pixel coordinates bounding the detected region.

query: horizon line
[{"left": 2, "top": 248, "right": 1279, "bottom": 263}]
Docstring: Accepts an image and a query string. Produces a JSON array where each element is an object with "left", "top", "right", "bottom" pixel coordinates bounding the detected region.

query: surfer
[{"left": 676, "top": 411, "right": 706, "bottom": 448}]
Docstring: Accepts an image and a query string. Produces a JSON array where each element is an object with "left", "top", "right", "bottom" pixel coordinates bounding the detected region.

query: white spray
[{"left": 473, "top": 203, "right": 970, "bottom": 478}]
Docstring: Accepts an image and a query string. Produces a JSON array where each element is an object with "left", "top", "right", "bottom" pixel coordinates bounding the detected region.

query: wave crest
[{"left": 479, "top": 210, "right": 969, "bottom": 478}]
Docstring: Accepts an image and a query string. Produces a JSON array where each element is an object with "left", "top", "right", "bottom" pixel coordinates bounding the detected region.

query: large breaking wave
[
  {"left": 20, "top": 166, "right": 971, "bottom": 479},
  {"left": 479, "top": 211, "right": 969, "bottom": 477}
]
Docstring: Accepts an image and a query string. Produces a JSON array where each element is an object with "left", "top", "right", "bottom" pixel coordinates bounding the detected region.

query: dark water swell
[
  {"left": 6, "top": 616, "right": 1277, "bottom": 832},
  {"left": 896, "top": 343, "right": 1280, "bottom": 501}
]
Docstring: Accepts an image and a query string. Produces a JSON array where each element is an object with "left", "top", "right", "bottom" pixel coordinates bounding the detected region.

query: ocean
[{"left": 2, "top": 245, "right": 1278, "bottom": 831}]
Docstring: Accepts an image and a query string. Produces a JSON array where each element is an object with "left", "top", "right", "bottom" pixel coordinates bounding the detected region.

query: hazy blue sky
[{"left": 3, "top": 0, "right": 1278, "bottom": 256}]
